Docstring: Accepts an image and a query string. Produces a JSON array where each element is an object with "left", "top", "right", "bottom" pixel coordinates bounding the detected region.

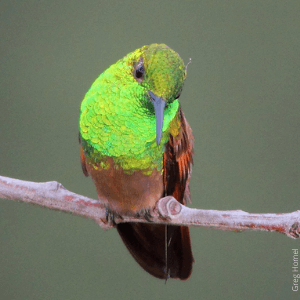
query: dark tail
[{"left": 117, "top": 222, "right": 193, "bottom": 280}]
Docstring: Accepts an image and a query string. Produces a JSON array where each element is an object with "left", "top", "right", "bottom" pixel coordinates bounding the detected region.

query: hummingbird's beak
[{"left": 148, "top": 91, "right": 166, "bottom": 145}]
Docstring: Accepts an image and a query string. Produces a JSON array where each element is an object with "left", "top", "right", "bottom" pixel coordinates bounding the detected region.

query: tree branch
[{"left": 0, "top": 175, "right": 299, "bottom": 238}]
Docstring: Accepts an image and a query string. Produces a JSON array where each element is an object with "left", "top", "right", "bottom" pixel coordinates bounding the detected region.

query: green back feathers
[{"left": 79, "top": 43, "right": 186, "bottom": 174}]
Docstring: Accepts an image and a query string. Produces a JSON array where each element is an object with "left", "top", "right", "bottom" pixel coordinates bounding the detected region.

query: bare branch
[{"left": 1, "top": 175, "right": 299, "bottom": 238}]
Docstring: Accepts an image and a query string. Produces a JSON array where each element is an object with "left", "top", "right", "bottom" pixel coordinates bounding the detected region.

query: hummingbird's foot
[
  {"left": 136, "top": 208, "right": 154, "bottom": 222},
  {"left": 105, "top": 207, "right": 123, "bottom": 226}
]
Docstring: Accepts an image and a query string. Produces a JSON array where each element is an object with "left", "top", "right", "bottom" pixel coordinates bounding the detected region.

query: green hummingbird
[{"left": 79, "top": 43, "right": 194, "bottom": 280}]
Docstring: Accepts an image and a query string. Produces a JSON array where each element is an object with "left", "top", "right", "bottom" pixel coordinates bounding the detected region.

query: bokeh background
[{"left": 1, "top": 1, "right": 299, "bottom": 299}]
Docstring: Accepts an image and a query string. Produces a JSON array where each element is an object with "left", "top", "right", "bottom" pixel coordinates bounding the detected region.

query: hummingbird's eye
[
  {"left": 174, "top": 92, "right": 180, "bottom": 100},
  {"left": 134, "top": 59, "right": 145, "bottom": 83},
  {"left": 174, "top": 87, "right": 183, "bottom": 99}
]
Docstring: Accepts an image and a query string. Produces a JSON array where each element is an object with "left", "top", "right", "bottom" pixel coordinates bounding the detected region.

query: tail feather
[{"left": 117, "top": 223, "right": 193, "bottom": 280}]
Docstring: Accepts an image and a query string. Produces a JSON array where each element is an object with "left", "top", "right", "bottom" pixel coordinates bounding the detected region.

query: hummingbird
[{"left": 79, "top": 43, "right": 194, "bottom": 280}]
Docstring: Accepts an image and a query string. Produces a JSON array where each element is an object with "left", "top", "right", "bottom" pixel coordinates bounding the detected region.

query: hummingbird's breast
[{"left": 86, "top": 157, "right": 164, "bottom": 214}]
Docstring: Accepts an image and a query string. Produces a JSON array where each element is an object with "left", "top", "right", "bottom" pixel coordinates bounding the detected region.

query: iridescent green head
[
  {"left": 80, "top": 43, "right": 187, "bottom": 173},
  {"left": 136, "top": 44, "right": 185, "bottom": 101},
  {"left": 132, "top": 44, "right": 186, "bottom": 143}
]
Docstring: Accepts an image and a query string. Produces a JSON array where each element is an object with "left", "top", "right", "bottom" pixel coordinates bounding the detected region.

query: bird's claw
[
  {"left": 136, "top": 208, "right": 154, "bottom": 222},
  {"left": 105, "top": 207, "right": 123, "bottom": 226}
]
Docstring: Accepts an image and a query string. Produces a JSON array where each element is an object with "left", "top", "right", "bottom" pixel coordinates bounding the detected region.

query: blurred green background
[{"left": 1, "top": 1, "right": 299, "bottom": 299}]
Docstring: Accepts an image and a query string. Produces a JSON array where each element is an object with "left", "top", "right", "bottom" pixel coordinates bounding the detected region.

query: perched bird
[{"left": 79, "top": 43, "right": 194, "bottom": 280}]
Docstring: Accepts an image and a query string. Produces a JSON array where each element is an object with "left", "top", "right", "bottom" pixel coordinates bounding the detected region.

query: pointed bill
[{"left": 148, "top": 91, "right": 166, "bottom": 145}]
